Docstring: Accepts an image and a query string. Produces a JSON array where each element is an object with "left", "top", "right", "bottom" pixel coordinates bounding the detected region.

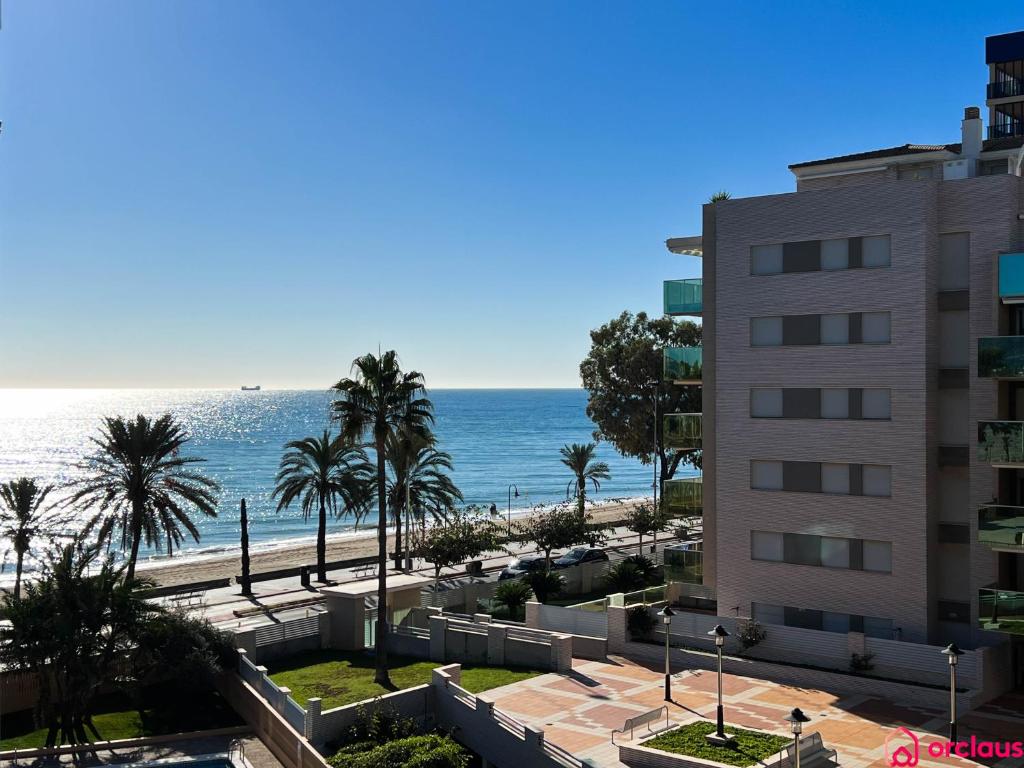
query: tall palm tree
[
  {"left": 560, "top": 442, "right": 611, "bottom": 516},
  {"left": 273, "top": 431, "right": 373, "bottom": 581},
  {"left": 67, "top": 414, "right": 219, "bottom": 581},
  {"left": 332, "top": 351, "right": 433, "bottom": 687},
  {"left": 385, "top": 428, "right": 463, "bottom": 561},
  {"left": 0, "top": 478, "right": 57, "bottom": 599}
]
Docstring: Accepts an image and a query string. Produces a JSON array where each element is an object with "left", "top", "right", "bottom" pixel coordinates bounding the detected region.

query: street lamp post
[
  {"left": 708, "top": 624, "right": 731, "bottom": 740},
  {"left": 942, "top": 643, "right": 964, "bottom": 743},
  {"left": 507, "top": 484, "right": 519, "bottom": 537},
  {"left": 784, "top": 708, "right": 811, "bottom": 768},
  {"left": 660, "top": 605, "right": 675, "bottom": 701}
]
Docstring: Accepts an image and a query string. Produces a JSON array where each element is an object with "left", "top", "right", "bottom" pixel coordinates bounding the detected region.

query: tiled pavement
[{"left": 480, "top": 656, "right": 1024, "bottom": 768}]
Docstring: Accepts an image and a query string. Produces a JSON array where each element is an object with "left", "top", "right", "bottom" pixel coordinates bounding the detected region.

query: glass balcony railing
[
  {"left": 979, "top": 421, "right": 1024, "bottom": 465},
  {"left": 979, "top": 587, "right": 1024, "bottom": 635},
  {"left": 663, "top": 413, "right": 702, "bottom": 451},
  {"left": 978, "top": 337, "right": 1024, "bottom": 378},
  {"left": 663, "top": 347, "right": 703, "bottom": 383},
  {"left": 998, "top": 253, "right": 1024, "bottom": 303},
  {"left": 665, "top": 546, "right": 703, "bottom": 585},
  {"left": 989, "top": 80, "right": 1024, "bottom": 99},
  {"left": 664, "top": 476, "right": 702, "bottom": 515},
  {"left": 664, "top": 278, "right": 703, "bottom": 315},
  {"left": 979, "top": 506, "right": 1024, "bottom": 550}
]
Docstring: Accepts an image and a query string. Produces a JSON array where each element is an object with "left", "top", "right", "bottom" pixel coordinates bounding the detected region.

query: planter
[{"left": 619, "top": 720, "right": 791, "bottom": 768}]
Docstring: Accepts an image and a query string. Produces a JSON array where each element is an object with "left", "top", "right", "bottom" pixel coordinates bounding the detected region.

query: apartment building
[{"left": 662, "top": 30, "right": 1024, "bottom": 684}]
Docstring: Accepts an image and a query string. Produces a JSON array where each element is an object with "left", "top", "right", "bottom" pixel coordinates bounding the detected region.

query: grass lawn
[
  {"left": 267, "top": 650, "right": 544, "bottom": 710},
  {"left": 643, "top": 721, "right": 791, "bottom": 768},
  {"left": 0, "top": 688, "right": 241, "bottom": 750}
]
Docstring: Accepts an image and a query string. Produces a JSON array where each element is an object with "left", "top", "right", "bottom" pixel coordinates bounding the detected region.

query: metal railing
[
  {"left": 544, "top": 740, "right": 584, "bottom": 768},
  {"left": 621, "top": 585, "right": 667, "bottom": 606},
  {"left": 989, "top": 79, "right": 1024, "bottom": 99},
  {"left": 989, "top": 123, "right": 1024, "bottom": 140}
]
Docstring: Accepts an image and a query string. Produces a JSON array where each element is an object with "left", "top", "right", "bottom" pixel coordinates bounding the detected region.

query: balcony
[
  {"left": 978, "top": 421, "right": 1024, "bottom": 465},
  {"left": 663, "top": 347, "right": 703, "bottom": 383},
  {"left": 664, "top": 545, "right": 703, "bottom": 585},
  {"left": 664, "top": 476, "right": 702, "bottom": 515},
  {"left": 978, "top": 337, "right": 1024, "bottom": 378},
  {"left": 663, "top": 278, "right": 703, "bottom": 316},
  {"left": 663, "top": 413, "right": 702, "bottom": 451},
  {"left": 989, "top": 80, "right": 1024, "bottom": 99},
  {"left": 989, "top": 124, "right": 1024, "bottom": 140},
  {"left": 979, "top": 587, "right": 1024, "bottom": 636},
  {"left": 999, "top": 253, "right": 1024, "bottom": 303},
  {"left": 979, "top": 506, "right": 1024, "bottom": 551}
]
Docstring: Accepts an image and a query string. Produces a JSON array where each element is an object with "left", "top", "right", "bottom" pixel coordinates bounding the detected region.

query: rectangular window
[
  {"left": 861, "top": 312, "right": 891, "bottom": 343},
  {"left": 822, "top": 612, "right": 851, "bottom": 633},
  {"left": 821, "top": 389, "right": 849, "bottom": 419},
  {"left": 751, "top": 531, "right": 784, "bottom": 561},
  {"left": 863, "top": 540, "right": 893, "bottom": 573},
  {"left": 751, "top": 244, "right": 783, "bottom": 275},
  {"left": 820, "top": 314, "right": 849, "bottom": 344},
  {"left": 938, "top": 523, "right": 969, "bottom": 544},
  {"left": 861, "top": 235, "right": 892, "bottom": 267},
  {"left": 784, "top": 606, "right": 823, "bottom": 631},
  {"left": 750, "top": 460, "right": 783, "bottom": 490},
  {"left": 863, "top": 616, "right": 894, "bottom": 639},
  {"left": 821, "top": 463, "right": 850, "bottom": 494},
  {"left": 751, "top": 317, "right": 783, "bottom": 346},
  {"left": 783, "top": 315, "right": 821, "bottom": 345},
  {"left": 784, "top": 533, "right": 821, "bottom": 566},
  {"left": 821, "top": 239, "right": 849, "bottom": 270},
  {"left": 783, "top": 388, "right": 821, "bottom": 419},
  {"left": 783, "top": 240, "right": 821, "bottom": 273},
  {"left": 862, "top": 464, "right": 892, "bottom": 497},
  {"left": 750, "top": 388, "right": 784, "bottom": 418},
  {"left": 820, "top": 537, "right": 851, "bottom": 568},
  {"left": 783, "top": 461, "right": 822, "bottom": 493},
  {"left": 862, "top": 389, "right": 892, "bottom": 419},
  {"left": 937, "top": 601, "right": 970, "bottom": 624},
  {"left": 752, "top": 602, "right": 785, "bottom": 626},
  {"left": 938, "top": 233, "right": 970, "bottom": 291}
]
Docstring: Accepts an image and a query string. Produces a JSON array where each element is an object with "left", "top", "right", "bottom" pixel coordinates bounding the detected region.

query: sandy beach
[{"left": 136, "top": 498, "right": 651, "bottom": 588}]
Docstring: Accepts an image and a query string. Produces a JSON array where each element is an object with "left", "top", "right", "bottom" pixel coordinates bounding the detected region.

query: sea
[{"left": 0, "top": 388, "right": 680, "bottom": 574}]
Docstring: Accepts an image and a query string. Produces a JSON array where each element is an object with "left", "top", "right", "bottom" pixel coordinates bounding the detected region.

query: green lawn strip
[
  {"left": 0, "top": 689, "right": 241, "bottom": 750},
  {"left": 267, "top": 650, "right": 542, "bottom": 709},
  {"left": 642, "top": 721, "right": 791, "bottom": 768}
]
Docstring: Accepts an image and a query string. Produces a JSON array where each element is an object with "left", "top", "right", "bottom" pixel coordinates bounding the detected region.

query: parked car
[
  {"left": 552, "top": 546, "right": 609, "bottom": 569},
  {"left": 498, "top": 553, "right": 553, "bottom": 580}
]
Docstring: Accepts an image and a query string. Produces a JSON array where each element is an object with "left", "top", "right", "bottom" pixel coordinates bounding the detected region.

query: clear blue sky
[{"left": 0, "top": 2, "right": 1016, "bottom": 388}]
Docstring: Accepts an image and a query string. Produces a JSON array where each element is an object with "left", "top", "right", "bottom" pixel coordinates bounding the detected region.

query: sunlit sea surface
[{"left": 0, "top": 389, "right": 685, "bottom": 574}]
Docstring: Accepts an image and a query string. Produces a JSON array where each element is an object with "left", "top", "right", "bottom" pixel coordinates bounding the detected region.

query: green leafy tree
[
  {"left": 68, "top": 414, "right": 219, "bottom": 581},
  {"left": 386, "top": 428, "right": 463, "bottom": 561},
  {"left": 513, "top": 503, "right": 605, "bottom": 568},
  {"left": 624, "top": 501, "right": 672, "bottom": 555},
  {"left": 273, "top": 431, "right": 373, "bottom": 581},
  {"left": 332, "top": 351, "right": 434, "bottom": 687},
  {"left": 0, "top": 541, "right": 158, "bottom": 747},
  {"left": 416, "top": 512, "right": 498, "bottom": 590},
  {"left": 622, "top": 554, "right": 658, "bottom": 585},
  {"left": 580, "top": 311, "right": 702, "bottom": 487},
  {"left": 559, "top": 442, "right": 610, "bottom": 516},
  {"left": 708, "top": 190, "right": 731, "bottom": 202},
  {"left": 0, "top": 478, "right": 59, "bottom": 599},
  {"left": 525, "top": 569, "right": 564, "bottom": 604},
  {"left": 493, "top": 579, "right": 533, "bottom": 620}
]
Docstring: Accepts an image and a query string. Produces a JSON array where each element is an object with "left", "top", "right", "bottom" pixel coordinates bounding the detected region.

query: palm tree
[
  {"left": 386, "top": 428, "right": 463, "bottom": 562},
  {"left": 67, "top": 414, "right": 219, "bottom": 581},
  {"left": 0, "top": 478, "right": 57, "bottom": 599},
  {"left": 332, "top": 351, "right": 434, "bottom": 687},
  {"left": 560, "top": 442, "right": 611, "bottom": 516},
  {"left": 273, "top": 431, "right": 373, "bottom": 581}
]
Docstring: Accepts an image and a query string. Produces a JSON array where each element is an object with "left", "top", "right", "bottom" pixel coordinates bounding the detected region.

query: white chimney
[{"left": 962, "top": 106, "right": 983, "bottom": 161}]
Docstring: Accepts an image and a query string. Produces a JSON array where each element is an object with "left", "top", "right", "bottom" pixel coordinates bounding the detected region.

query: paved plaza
[{"left": 481, "top": 656, "right": 1024, "bottom": 768}]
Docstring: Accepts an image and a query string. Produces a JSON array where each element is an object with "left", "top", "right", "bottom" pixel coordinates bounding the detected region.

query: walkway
[{"left": 481, "top": 656, "right": 1024, "bottom": 768}]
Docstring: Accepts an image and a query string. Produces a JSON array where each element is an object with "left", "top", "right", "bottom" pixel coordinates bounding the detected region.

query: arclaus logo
[{"left": 885, "top": 727, "right": 920, "bottom": 767}]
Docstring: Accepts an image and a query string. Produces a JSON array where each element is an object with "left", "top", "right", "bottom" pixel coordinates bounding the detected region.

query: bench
[
  {"left": 611, "top": 706, "right": 670, "bottom": 745},
  {"left": 168, "top": 589, "right": 206, "bottom": 609},
  {"left": 782, "top": 732, "right": 839, "bottom": 768}
]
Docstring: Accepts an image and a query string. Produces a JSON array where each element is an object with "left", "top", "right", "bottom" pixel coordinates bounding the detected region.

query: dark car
[
  {"left": 498, "top": 553, "right": 553, "bottom": 580},
  {"left": 552, "top": 546, "right": 609, "bottom": 569}
]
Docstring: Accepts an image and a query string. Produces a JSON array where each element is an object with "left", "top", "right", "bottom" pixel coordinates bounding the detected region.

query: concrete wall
[
  {"left": 306, "top": 684, "right": 435, "bottom": 748},
  {"left": 414, "top": 614, "right": 572, "bottom": 672}
]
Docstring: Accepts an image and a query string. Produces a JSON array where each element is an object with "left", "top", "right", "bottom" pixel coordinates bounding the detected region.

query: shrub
[
  {"left": 850, "top": 652, "right": 875, "bottom": 673},
  {"left": 603, "top": 560, "right": 645, "bottom": 593},
  {"left": 344, "top": 703, "right": 418, "bottom": 749},
  {"left": 627, "top": 605, "right": 656, "bottom": 640},
  {"left": 494, "top": 579, "right": 533, "bottom": 619},
  {"left": 524, "top": 569, "right": 564, "bottom": 604},
  {"left": 329, "top": 734, "right": 469, "bottom": 768},
  {"left": 736, "top": 619, "right": 766, "bottom": 652},
  {"left": 622, "top": 554, "right": 657, "bottom": 584}
]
